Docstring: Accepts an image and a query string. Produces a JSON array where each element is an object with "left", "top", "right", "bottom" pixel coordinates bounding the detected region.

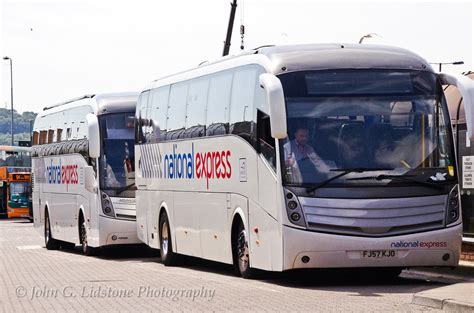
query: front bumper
[
  {"left": 282, "top": 223, "right": 463, "bottom": 270},
  {"left": 98, "top": 215, "right": 141, "bottom": 246}
]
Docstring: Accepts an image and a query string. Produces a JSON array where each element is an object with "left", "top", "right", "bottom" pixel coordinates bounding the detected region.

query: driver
[{"left": 284, "top": 126, "right": 330, "bottom": 182}]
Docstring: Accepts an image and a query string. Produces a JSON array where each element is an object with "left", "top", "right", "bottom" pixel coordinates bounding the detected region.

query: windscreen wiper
[
  {"left": 116, "top": 183, "right": 136, "bottom": 195},
  {"left": 346, "top": 174, "right": 444, "bottom": 190},
  {"left": 306, "top": 167, "right": 394, "bottom": 193}
]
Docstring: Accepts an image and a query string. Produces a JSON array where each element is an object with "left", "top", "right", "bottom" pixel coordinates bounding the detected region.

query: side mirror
[
  {"left": 259, "top": 73, "right": 288, "bottom": 139},
  {"left": 86, "top": 113, "right": 100, "bottom": 159},
  {"left": 439, "top": 73, "right": 474, "bottom": 140}
]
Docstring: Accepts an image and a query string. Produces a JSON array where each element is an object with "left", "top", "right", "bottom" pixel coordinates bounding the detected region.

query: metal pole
[
  {"left": 222, "top": 0, "right": 238, "bottom": 56},
  {"left": 8, "top": 58, "right": 14, "bottom": 146},
  {"left": 29, "top": 120, "right": 33, "bottom": 143},
  {"left": 439, "top": 63, "right": 442, "bottom": 73}
]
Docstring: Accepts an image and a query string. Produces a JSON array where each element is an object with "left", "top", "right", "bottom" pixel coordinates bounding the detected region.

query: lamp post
[
  {"left": 429, "top": 61, "right": 464, "bottom": 72},
  {"left": 3, "top": 56, "right": 14, "bottom": 146}
]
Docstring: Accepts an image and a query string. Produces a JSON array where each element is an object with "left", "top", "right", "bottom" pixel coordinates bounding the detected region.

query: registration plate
[{"left": 361, "top": 250, "right": 397, "bottom": 259}]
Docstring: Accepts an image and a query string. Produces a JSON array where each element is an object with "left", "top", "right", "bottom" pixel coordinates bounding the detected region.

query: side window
[
  {"left": 136, "top": 91, "right": 150, "bottom": 144},
  {"left": 149, "top": 86, "right": 170, "bottom": 143},
  {"left": 167, "top": 82, "right": 188, "bottom": 140},
  {"left": 257, "top": 110, "right": 276, "bottom": 170},
  {"left": 229, "top": 66, "right": 259, "bottom": 146},
  {"left": 206, "top": 71, "right": 232, "bottom": 136},
  {"left": 185, "top": 77, "right": 209, "bottom": 138},
  {"left": 56, "top": 129, "right": 62, "bottom": 142},
  {"left": 39, "top": 130, "right": 47, "bottom": 144},
  {"left": 70, "top": 122, "right": 77, "bottom": 139},
  {"left": 32, "top": 131, "right": 39, "bottom": 146},
  {"left": 47, "top": 129, "right": 54, "bottom": 143}
]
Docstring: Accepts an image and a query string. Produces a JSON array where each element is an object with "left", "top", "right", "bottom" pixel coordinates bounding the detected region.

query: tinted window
[
  {"left": 206, "top": 71, "right": 232, "bottom": 136},
  {"left": 149, "top": 86, "right": 170, "bottom": 143},
  {"left": 257, "top": 110, "right": 276, "bottom": 170},
  {"left": 167, "top": 82, "right": 188, "bottom": 140},
  {"left": 185, "top": 78, "right": 209, "bottom": 138},
  {"left": 229, "top": 66, "right": 258, "bottom": 145},
  {"left": 135, "top": 91, "right": 150, "bottom": 144}
]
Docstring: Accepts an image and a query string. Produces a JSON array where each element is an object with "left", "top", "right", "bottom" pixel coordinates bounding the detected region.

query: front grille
[{"left": 301, "top": 195, "right": 446, "bottom": 237}]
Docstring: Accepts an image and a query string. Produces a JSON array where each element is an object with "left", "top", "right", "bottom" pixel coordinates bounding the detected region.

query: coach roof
[
  {"left": 41, "top": 92, "right": 138, "bottom": 116},
  {"left": 254, "top": 43, "right": 432, "bottom": 75},
  {"left": 145, "top": 43, "right": 433, "bottom": 91},
  {"left": 95, "top": 92, "right": 139, "bottom": 116}
]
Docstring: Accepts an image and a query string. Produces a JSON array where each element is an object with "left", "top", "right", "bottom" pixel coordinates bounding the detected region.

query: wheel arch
[
  {"left": 78, "top": 206, "right": 86, "bottom": 241},
  {"left": 230, "top": 207, "right": 247, "bottom": 254},
  {"left": 158, "top": 201, "right": 176, "bottom": 252}
]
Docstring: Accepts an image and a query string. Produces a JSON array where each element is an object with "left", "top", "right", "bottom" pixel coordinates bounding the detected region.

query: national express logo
[
  {"left": 163, "top": 143, "right": 232, "bottom": 189},
  {"left": 46, "top": 159, "right": 79, "bottom": 185},
  {"left": 390, "top": 240, "right": 448, "bottom": 249}
]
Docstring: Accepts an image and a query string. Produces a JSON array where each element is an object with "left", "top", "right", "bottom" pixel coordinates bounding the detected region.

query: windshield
[
  {"left": 9, "top": 182, "right": 29, "bottom": 200},
  {"left": 279, "top": 70, "right": 456, "bottom": 187},
  {"left": 0, "top": 151, "right": 31, "bottom": 167},
  {"left": 99, "top": 113, "right": 135, "bottom": 194}
]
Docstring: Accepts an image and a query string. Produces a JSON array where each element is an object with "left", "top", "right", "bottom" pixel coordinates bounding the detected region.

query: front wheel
[
  {"left": 233, "top": 222, "right": 256, "bottom": 279},
  {"left": 44, "top": 211, "right": 60, "bottom": 250},
  {"left": 159, "top": 212, "right": 177, "bottom": 266},
  {"left": 80, "top": 220, "right": 97, "bottom": 256}
]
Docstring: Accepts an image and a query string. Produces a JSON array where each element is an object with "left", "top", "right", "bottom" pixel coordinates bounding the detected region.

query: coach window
[
  {"left": 167, "top": 82, "right": 188, "bottom": 140},
  {"left": 257, "top": 110, "right": 276, "bottom": 170},
  {"left": 185, "top": 77, "right": 209, "bottom": 138},
  {"left": 47, "top": 129, "right": 54, "bottom": 144},
  {"left": 206, "top": 71, "right": 232, "bottom": 136},
  {"left": 39, "top": 130, "right": 47, "bottom": 145},
  {"left": 229, "top": 66, "right": 258, "bottom": 146},
  {"left": 149, "top": 86, "right": 170, "bottom": 143},
  {"left": 136, "top": 91, "right": 150, "bottom": 143},
  {"left": 56, "top": 129, "right": 63, "bottom": 142},
  {"left": 32, "top": 131, "right": 39, "bottom": 146}
]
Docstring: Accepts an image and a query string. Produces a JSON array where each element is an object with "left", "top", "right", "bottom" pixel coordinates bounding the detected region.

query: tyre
[
  {"left": 80, "top": 218, "right": 98, "bottom": 256},
  {"left": 44, "top": 211, "right": 60, "bottom": 250},
  {"left": 159, "top": 212, "right": 177, "bottom": 266},
  {"left": 233, "top": 222, "right": 256, "bottom": 279}
]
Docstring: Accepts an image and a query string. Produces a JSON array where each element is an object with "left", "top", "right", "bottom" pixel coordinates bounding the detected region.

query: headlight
[
  {"left": 101, "top": 192, "right": 115, "bottom": 218},
  {"left": 284, "top": 188, "right": 306, "bottom": 227},
  {"left": 446, "top": 185, "right": 461, "bottom": 225}
]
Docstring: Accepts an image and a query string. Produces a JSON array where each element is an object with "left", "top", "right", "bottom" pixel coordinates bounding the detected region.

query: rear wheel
[
  {"left": 44, "top": 211, "right": 60, "bottom": 250},
  {"left": 233, "top": 222, "right": 256, "bottom": 279},
  {"left": 159, "top": 212, "right": 177, "bottom": 266},
  {"left": 79, "top": 218, "right": 97, "bottom": 256}
]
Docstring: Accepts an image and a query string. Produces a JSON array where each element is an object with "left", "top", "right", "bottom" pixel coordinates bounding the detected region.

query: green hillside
[{"left": 0, "top": 108, "right": 37, "bottom": 145}]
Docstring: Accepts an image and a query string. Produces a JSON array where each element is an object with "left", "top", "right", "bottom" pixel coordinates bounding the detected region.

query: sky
[{"left": 1, "top": 0, "right": 473, "bottom": 114}]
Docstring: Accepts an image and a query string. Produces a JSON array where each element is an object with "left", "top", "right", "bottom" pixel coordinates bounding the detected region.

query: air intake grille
[{"left": 300, "top": 195, "right": 446, "bottom": 237}]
